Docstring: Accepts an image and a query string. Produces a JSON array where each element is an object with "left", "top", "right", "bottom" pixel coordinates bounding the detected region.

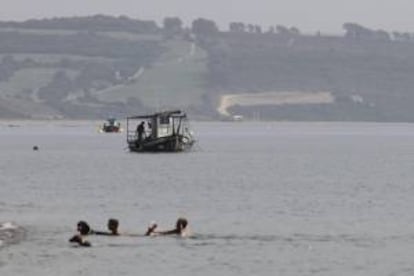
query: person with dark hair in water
[
  {"left": 69, "top": 218, "right": 121, "bottom": 247},
  {"left": 69, "top": 217, "right": 190, "bottom": 246},
  {"left": 69, "top": 234, "right": 91, "bottom": 247},
  {"left": 145, "top": 218, "right": 190, "bottom": 237},
  {"left": 77, "top": 221, "right": 92, "bottom": 235},
  {"left": 93, "top": 218, "right": 120, "bottom": 236},
  {"left": 107, "top": 218, "right": 119, "bottom": 235},
  {"left": 69, "top": 221, "right": 92, "bottom": 247}
]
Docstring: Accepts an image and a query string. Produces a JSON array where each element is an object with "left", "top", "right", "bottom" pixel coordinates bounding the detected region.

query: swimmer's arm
[
  {"left": 91, "top": 231, "right": 111, "bottom": 235},
  {"left": 153, "top": 229, "right": 179, "bottom": 235},
  {"left": 122, "top": 233, "right": 146, "bottom": 237},
  {"left": 69, "top": 235, "right": 92, "bottom": 247}
]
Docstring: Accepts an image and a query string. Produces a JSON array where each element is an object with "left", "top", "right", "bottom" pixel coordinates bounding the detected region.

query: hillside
[
  {"left": 204, "top": 30, "right": 414, "bottom": 121},
  {"left": 1, "top": 16, "right": 414, "bottom": 121}
]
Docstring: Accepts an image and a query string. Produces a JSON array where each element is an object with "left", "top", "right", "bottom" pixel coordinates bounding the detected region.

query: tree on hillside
[
  {"left": 38, "top": 70, "right": 73, "bottom": 103},
  {"left": 75, "top": 63, "right": 116, "bottom": 89},
  {"left": 229, "top": 22, "right": 246, "bottom": 33},
  {"left": 0, "top": 15, "right": 160, "bottom": 34},
  {"left": 290, "top": 27, "right": 301, "bottom": 36},
  {"left": 393, "top": 31, "right": 412, "bottom": 42},
  {"left": 375, "top": 30, "right": 391, "bottom": 41},
  {"left": 343, "top": 23, "right": 391, "bottom": 41},
  {"left": 192, "top": 18, "right": 219, "bottom": 36},
  {"left": 0, "top": 55, "right": 18, "bottom": 81},
  {"left": 266, "top": 26, "right": 275, "bottom": 34},
  {"left": 163, "top": 17, "right": 183, "bottom": 38},
  {"left": 247, "top": 24, "right": 255, "bottom": 33},
  {"left": 276, "top": 25, "right": 290, "bottom": 36},
  {"left": 343, "top": 23, "right": 370, "bottom": 39}
]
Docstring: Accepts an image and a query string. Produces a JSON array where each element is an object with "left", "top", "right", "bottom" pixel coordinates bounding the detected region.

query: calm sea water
[{"left": 1, "top": 121, "right": 414, "bottom": 275}]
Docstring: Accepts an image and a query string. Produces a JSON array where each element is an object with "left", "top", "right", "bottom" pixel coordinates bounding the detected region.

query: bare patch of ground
[{"left": 217, "top": 91, "right": 335, "bottom": 116}]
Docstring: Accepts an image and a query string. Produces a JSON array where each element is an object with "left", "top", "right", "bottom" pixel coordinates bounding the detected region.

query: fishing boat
[
  {"left": 126, "top": 110, "right": 195, "bottom": 152},
  {"left": 99, "top": 118, "right": 122, "bottom": 133}
]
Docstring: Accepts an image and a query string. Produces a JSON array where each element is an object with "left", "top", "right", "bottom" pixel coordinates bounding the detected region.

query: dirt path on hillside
[{"left": 217, "top": 91, "right": 335, "bottom": 116}]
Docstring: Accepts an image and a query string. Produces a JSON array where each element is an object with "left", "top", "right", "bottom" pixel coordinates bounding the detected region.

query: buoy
[{"left": 33, "top": 146, "right": 39, "bottom": 151}]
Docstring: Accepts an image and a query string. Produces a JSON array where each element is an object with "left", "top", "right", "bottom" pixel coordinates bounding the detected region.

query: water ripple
[{"left": 0, "top": 222, "right": 26, "bottom": 249}]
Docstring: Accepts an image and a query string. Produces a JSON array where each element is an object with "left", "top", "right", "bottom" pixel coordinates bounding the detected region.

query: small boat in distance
[
  {"left": 126, "top": 110, "right": 195, "bottom": 152},
  {"left": 99, "top": 118, "right": 122, "bottom": 133}
]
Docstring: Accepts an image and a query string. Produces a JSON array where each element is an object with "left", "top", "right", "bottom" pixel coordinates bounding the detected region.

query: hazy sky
[{"left": 1, "top": 0, "right": 414, "bottom": 34}]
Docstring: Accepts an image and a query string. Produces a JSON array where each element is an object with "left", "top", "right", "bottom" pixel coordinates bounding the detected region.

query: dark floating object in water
[{"left": 33, "top": 146, "right": 39, "bottom": 151}]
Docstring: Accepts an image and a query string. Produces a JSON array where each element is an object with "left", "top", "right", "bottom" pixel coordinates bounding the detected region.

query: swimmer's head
[
  {"left": 176, "top": 218, "right": 188, "bottom": 231},
  {"left": 77, "top": 221, "right": 91, "bottom": 235},
  {"left": 107, "top": 218, "right": 119, "bottom": 234}
]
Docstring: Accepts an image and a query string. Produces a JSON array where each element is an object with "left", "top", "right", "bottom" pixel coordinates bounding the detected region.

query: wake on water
[{"left": 0, "top": 222, "right": 26, "bottom": 249}]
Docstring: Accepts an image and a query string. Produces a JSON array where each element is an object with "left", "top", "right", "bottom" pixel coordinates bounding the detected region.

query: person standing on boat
[{"left": 136, "top": 121, "right": 145, "bottom": 143}]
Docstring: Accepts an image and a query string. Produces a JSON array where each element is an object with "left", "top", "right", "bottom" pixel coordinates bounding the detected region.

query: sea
[{"left": 1, "top": 120, "right": 414, "bottom": 276}]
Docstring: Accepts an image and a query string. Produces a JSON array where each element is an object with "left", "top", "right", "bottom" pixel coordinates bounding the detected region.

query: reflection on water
[{"left": 0, "top": 222, "right": 26, "bottom": 248}]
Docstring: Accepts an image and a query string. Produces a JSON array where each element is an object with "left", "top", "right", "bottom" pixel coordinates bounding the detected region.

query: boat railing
[{"left": 127, "top": 130, "right": 138, "bottom": 142}]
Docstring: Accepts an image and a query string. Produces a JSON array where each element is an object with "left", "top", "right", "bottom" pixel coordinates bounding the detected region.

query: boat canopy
[{"left": 127, "top": 110, "right": 184, "bottom": 120}]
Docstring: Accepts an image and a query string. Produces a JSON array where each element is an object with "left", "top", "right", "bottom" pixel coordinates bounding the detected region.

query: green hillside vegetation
[
  {"left": 96, "top": 39, "right": 207, "bottom": 110},
  {"left": 0, "top": 53, "right": 115, "bottom": 63},
  {"left": 0, "top": 15, "right": 159, "bottom": 34},
  {"left": 0, "top": 17, "right": 165, "bottom": 119},
  {"left": 0, "top": 68, "right": 59, "bottom": 97},
  {"left": 1, "top": 16, "right": 414, "bottom": 121},
  {"left": 198, "top": 22, "right": 414, "bottom": 121}
]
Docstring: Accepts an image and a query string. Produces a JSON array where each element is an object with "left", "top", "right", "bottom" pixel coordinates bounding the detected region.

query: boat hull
[
  {"left": 128, "top": 134, "right": 194, "bottom": 152},
  {"left": 101, "top": 126, "right": 122, "bottom": 133}
]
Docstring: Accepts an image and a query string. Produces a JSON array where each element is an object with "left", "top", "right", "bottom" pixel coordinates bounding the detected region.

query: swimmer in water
[
  {"left": 93, "top": 218, "right": 120, "bottom": 236},
  {"left": 69, "top": 221, "right": 92, "bottom": 247},
  {"left": 69, "top": 218, "right": 122, "bottom": 246},
  {"left": 145, "top": 221, "right": 158, "bottom": 236},
  {"left": 77, "top": 221, "right": 92, "bottom": 235},
  {"left": 146, "top": 218, "right": 190, "bottom": 237},
  {"left": 69, "top": 234, "right": 91, "bottom": 247}
]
